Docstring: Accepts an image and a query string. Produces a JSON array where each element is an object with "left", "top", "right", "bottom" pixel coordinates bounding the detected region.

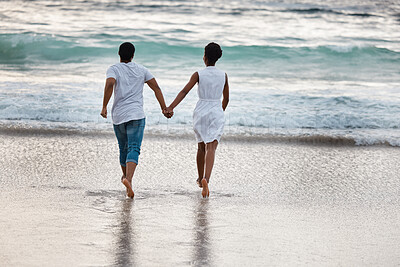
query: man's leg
[
  {"left": 114, "top": 123, "right": 134, "bottom": 197},
  {"left": 125, "top": 162, "right": 137, "bottom": 185},
  {"left": 125, "top": 118, "right": 146, "bottom": 197},
  {"left": 114, "top": 123, "right": 128, "bottom": 177},
  {"left": 120, "top": 166, "right": 127, "bottom": 194},
  {"left": 121, "top": 166, "right": 127, "bottom": 178},
  {"left": 202, "top": 140, "right": 218, "bottom": 198},
  {"left": 196, "top": 142, "right": 206, "bottom": 187}
]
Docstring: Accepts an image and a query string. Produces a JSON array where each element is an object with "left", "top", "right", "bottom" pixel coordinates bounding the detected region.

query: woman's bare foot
[
  {"left": 121, "top": 178, "right": 134, "bottom": 199},
  {"left": 201, "top": 178, "right": 209, "bottom": 198},
  {"left": 197, "top": 178, "right": 203, "bottom": 188}
]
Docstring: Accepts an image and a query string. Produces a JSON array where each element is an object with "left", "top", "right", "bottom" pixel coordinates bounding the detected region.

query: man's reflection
[{"left": 114, "top": 199, "right": 135, "bottom": 266}]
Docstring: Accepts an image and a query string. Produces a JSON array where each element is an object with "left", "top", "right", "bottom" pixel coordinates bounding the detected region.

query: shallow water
[{"left": 1, "top": 134, "right": 399, "bottom": 266}]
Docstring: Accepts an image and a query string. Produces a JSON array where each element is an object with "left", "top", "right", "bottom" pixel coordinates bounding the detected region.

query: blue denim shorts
[{"left": 113, "top": 118, "right": 145, "bottom": 166}]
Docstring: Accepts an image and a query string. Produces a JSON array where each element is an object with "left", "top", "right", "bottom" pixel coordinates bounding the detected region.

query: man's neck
[{"left": 120, "top": 60, "right": 131, "bottom": 63}]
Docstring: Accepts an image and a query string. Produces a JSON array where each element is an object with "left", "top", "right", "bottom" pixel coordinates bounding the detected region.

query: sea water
[{"left": 0, "top": 0, "right": 400, "bottom": 145}]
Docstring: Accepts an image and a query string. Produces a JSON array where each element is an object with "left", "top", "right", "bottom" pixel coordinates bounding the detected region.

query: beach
[
  {"left": 1, "top": 130, "right": 399, "bottom": 266},
  {"left": 1, "top": 1, "right": 400, "bottom": 265}
]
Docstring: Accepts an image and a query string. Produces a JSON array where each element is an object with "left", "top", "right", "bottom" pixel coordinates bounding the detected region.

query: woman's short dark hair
[
  {"left": 204, "top": 42, "right": 222, "bottom": 65},
  {"left": 119, "top": 42, "right": 135, "bottom": 61}
]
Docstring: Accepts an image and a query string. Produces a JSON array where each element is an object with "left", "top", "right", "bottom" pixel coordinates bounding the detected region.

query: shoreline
[{"left": 1, "top": 123, "right": 398, "bottom": 147}]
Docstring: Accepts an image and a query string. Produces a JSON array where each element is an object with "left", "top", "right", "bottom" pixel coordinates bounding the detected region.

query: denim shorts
[{"left": 113, "top": 118, "right": 145, "bottom": 166}]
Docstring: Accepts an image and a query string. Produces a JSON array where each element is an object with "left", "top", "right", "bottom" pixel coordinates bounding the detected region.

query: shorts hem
[{"left": 126, "top": 159, "right": 139, "bottom": 165}]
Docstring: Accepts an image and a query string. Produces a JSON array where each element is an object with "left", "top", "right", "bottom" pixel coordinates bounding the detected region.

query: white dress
[{"left": 193, "top": 66, "right": 226, "bottom": 143}]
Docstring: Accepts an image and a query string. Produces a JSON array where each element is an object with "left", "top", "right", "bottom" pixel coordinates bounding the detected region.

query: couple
[{"left": 101, "top": 42, "right": 229, "bottom": 198}]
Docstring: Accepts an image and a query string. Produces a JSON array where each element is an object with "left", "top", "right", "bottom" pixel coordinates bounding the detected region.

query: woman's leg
[
  {"left": 202, "top": 140, "right": 218, "bottom": 197},
  {"left": 196, "top": 142, "right": 206, "bottom": 187},
  {"left": 204, "top": 140, "right": 218, "bottom": 182}
]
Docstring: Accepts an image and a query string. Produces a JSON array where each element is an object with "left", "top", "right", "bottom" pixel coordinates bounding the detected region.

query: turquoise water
[{"left": 0, "top": 0, "right": 400, "bottom": 145}]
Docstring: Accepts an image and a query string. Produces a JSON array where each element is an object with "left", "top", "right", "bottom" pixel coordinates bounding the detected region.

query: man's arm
[
  {"left": 167, "top": 72, "right": 199, "bottom": 112},
  {"left": 222, "top": 73, "right": 229, "bottom": 111},
  {"left": 100, "top": 78, "right": 115, "bottom": 118},
  {"left": 146, "top": 78, "right": 168, "bottom": 112}
]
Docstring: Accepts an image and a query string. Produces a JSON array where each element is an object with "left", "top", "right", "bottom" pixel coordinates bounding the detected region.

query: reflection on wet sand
[
  {"left": 192, "top": 199, "right": 212, "bottom": 266},
  {"left": 114, "top": 199, "right": 135, "bottom": 266}
]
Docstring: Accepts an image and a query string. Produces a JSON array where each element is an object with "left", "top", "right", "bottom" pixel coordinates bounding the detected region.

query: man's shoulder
[
  {"left": 133, "top": 62, "right": 149, "bottom": 71},
  {"left": 107, "top": 62, "right": 151, "bottom": 76},
  {"left": 107, "top": 63, "right": 120, "bottom": 73},
  {"left": 108, "top": 62, "right": 123, "bottom": 69}
]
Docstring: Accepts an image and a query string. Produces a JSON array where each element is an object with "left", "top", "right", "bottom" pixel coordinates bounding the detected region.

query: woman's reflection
[{"left": 192, "top": 199, "right": 213, "bottom": 266}]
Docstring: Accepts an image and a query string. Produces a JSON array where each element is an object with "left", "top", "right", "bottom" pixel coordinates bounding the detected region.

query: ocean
[{"left": 1, "top": 0, "right": 400, "bottom": 145}]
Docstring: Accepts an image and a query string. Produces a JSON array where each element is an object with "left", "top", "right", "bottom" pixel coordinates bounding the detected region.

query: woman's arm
[
  {"left": 222, "top": 73, "right": 229, "bottom": 111},
  {"left": 167, "top": 72, "right": 199, "bottom": 112}
]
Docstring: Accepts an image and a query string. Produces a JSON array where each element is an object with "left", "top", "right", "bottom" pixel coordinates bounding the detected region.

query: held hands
[{"left": 162, "top": 106, "right": 174, "bottom": 119}]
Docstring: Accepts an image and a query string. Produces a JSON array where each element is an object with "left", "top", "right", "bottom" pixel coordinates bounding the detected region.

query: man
[{"left": 101, "top": 42, "right": 172, "bottom": 198}]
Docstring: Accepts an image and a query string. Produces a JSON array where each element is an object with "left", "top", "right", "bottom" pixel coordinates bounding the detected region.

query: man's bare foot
[
  {"left": 121, "top": 176, "right": 128, "bottom": 195},
  {"left": 197, "top": 178, "right": 203, "bottom": 188},
  {"left": 201, "top": 178, "right": 209, "bottom": 198},
  {"left": 121, "top": 178, "right": 134, "bottom": 199}
]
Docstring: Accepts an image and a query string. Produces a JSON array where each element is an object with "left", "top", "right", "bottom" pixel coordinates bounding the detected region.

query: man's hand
[
  {"left": 101, "top": 107, "right": 107, "bottom": 118},
  {"left": 163, "top": 107, "right": 174, "bottom": 118}
]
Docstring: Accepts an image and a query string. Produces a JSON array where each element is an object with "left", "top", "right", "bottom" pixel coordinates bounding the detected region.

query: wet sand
[{"left": 0, "top": 132, "right": 399, "bottom": 266}]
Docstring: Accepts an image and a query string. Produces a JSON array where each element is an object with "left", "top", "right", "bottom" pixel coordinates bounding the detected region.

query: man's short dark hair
[
  {"left": 119, "top": 42, "right": 135, "bottom": 61},
  {"left": 204, "top": 42, "right": 222, "bottom": 65}
]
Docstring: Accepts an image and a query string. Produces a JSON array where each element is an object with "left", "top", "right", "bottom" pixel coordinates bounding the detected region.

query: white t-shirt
[{"left": 106, "top": 62, "right": 154, "bottom": 125}]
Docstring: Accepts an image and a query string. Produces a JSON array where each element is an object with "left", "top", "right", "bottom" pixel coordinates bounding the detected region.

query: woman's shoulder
[
  {"left": 197, "top": 67, "right": 207, "bottom": 74},
  {"left": 209, "top": 66, "right": 225, "bottom": 73},
  {"left": 198, "top": 67, "right": 225, "bottom": 74},
  {"left": 215, "top": 67, "right": 226, "bottom": 76}
]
